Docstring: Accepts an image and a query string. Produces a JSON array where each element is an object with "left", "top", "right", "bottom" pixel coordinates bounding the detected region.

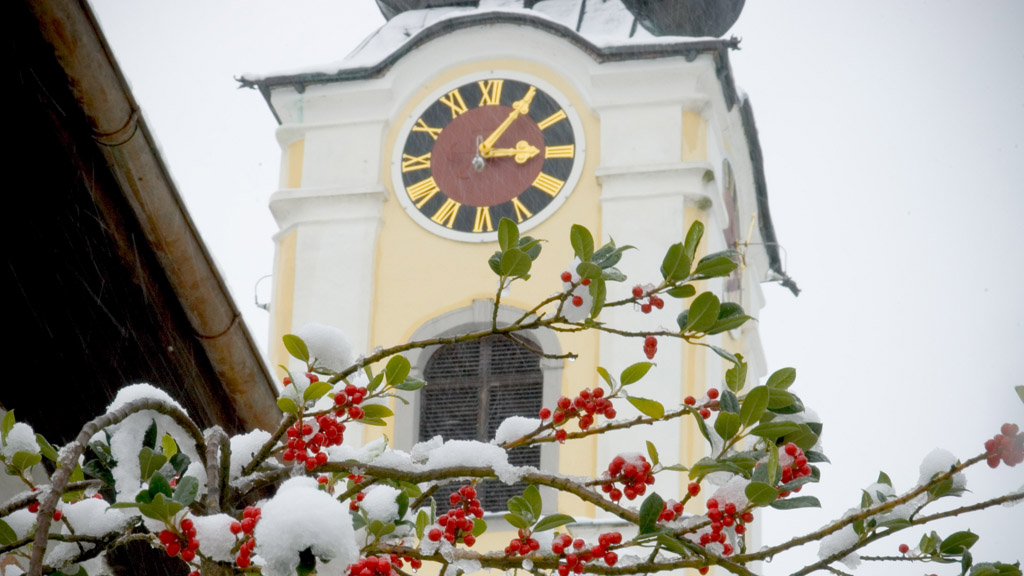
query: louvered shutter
[{"left": 422, "top": 335, "right": 543, "bottom": 511}]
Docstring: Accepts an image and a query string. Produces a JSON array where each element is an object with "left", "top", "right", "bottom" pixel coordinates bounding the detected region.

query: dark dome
[{"left": 619, "top": 0, "right": 745, "bottom": 37}]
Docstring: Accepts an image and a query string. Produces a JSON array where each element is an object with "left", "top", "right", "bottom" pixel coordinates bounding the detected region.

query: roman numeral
[
  {"left": 511, "top": 197, "right": 533, "bottom": 223},
  {"left": 401, "top": 152, "right": 431, "bottom": 172},
  {"left": 413, "top": 118, "right": 442, "bottom": 140},
  {"left": 439, "top": 89, "right": 468, "bottom": 118},
  {"left": 532, "top": 172, "right": 565, "bottom": 197},
  {"left": 537, "top": 109, "right": 567, "bottom": 130},
  {"left": 406, "top": 177, "right": 440, "bottom": 208},
  {"left": 473, "top": 206, "right": 493, "bottom": 233},
  {"left": 477, "top": 79, "right": 504, "bottom": 106},
  {"left": 545, "top": 145, "right": 574, "bottom": 159},
  {"left": 431, "top": 198, "right": 461, "bottom": 228}
]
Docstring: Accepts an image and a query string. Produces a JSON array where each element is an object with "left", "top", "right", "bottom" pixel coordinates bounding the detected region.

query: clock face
[{"left": 393, "top": 72, "right": 585, "bottom": 242}]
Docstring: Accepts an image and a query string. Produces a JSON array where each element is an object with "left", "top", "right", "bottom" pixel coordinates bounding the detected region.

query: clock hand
[
  {"left": 483, "top": 140, "right": 540, "bottom": 164},
  {"left": 478, "top": 86, "right": 537, "bottom": 156}
]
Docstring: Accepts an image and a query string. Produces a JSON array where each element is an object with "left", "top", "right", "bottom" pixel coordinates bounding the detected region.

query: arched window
[
  {"left": 421, "top": 334, "right": 542, "bottom": 510},
  {"left": 394, "top": 300, "right": 563, "bottom": 513}
]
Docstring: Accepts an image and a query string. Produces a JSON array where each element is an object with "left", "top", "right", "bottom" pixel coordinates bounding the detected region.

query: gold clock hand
[
  {"left": 478, "top": 86, "right": 537, "bottom": 155},
  {"left": 482, "top": 141, "right": 540, "bottom": 163}
]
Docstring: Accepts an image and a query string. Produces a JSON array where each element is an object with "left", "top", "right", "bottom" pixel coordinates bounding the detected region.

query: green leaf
[
  {"left": 767, "top": 388, "right": 798, "bottom": 410},
  {"left": 769, "top": 496, "right": 821, "bottom": 510},
  {"left": 147, "top": 471, "right": 173, "bottom": 499},
  {"left": 62, "top": 465, "right": 86, "bottom": 502},
  {"left": 766, "top": 442, "right": 780, "bottom": 486},
  {"left": 682, "top": 221, "right": 704, "bottom": 267},
  {"left": 620, "top": 362, "right": 653, "bottom": 386},
  {"left": 360, "top": 418, "right": 388, "bottom": 427},
  {"left": 970, "top": 562, "right": 1022, "bottom": 576},
  {"left": 719, "top": 390, "right": 740, "bottom": 413},
  {"left": 725, "top": 356, "right": 748, "bottom": 392},
  {"left": 367, "top": 372, "right": 385, "bottom": 393},
  {"left": 471, "top": 517, "right": 487, "bottom": 537},
  {"left": 523, "top": 485, "right": 543, "bottom": 519},
  {"left": 11, "top": 451, "right": 41, "bottom": 473},
  {"left": 590, "top": 278, "right": 607, "bottom": 318},
  {"left": 693, "top": 409, "right": 713, "bottom": 443},
  {"left": 0, "top": 519, "right": 18, "bottom": 546},
  {"left": 1, "top": 411, "right": 14, "bottom": 443},
  {"left": 507, "top": 496, "right": 533, "bottom": 523},
  {"left": 637, "top": 492, "right": 664, "bottom": 534},
  {"left": 385, "top": 355, "right": 411, "bottom": 387},
  {"left": 627, "top": 397, "right": 665, "bottom": 419},
  {"left": 519, "top": 236, "right": 543, "bottom": 260},
  {"left": 783, "top": 424, "right": 819, "bottom": 452},
  {"left": 688, "top": 457, "right": 748, "bottom": 479},
  {"left": 744, "top": 482, "right": 778, "bottom": 506},
  {"left": 667, "top": 284, "right": 696, "bottom": 298},
  {"left": 684, "top": 292, "right": 720, "bottom": 333},
  {"left": 600, "top": 267, "right": 627, "bottom": 282},
  {"left": 396, "top": 490, "right": 410, "bottom": 520},
  {"left": 303, "top": 381, "right": 332, "bottom": 402},
  {"left": 806, "top": 450, "right": 830, "bottom": 464},
  {"left": 660, "top": 243, "right": 690, "bottom": 281},
  {"left": 939, "top": 532, "right": 979, "bottom": 555},
  {"left": 173, "top": 476, "right": 199, "bottom": 507},
  {"left": 646, "top": 441, "right": 660, "bottom": 466},
  {"left": 570, "top": 224, "right": 595, "bottom": 261},
  {"left": 749, "top": 421, "right": 802, "bottom": 440},
  {"left": 169, "top": 452, "right": 191, "bottom": 477},
  {"left": 138, "top": 447, "right": 167, "bottom": 482},
  {"left": 137, "top": 493, "right": 182, "bottom": 523},
  {"left": 596, "top": 367, "right": 614, "bottom": 388},
  {"left": 534, "top": 513, "right": 575, "bottom": 532},
  {"left": 714, "top": 412, "right": 741, "bottom": 441},
  {"left": 488, "top": 252, "right": 503, "bottom": 276},
  {"left": 395, "top": 377, "right": 425, "bottom": 391},
  {"left": 143, "top": 420, "right": 158, "bottom": 451},
  {"left": 766, "top": 367, "right": 797, "bottom": 390},
  {"left": 283, "top": 334, "right": 310, "bottom": 363},
  {"left": 500, "top": 248, "right": 532, "bottom": 277},
  {"left": 877, "top": 471, "right": 892, "bottom": 487},
  {"left": 707, "top": 303, "right": 753, "bottom": 335},
  {"left": 503, "top": 513, "right": 531, "bottom": 530},
  {"left": 705, "top": 344, "right": 740, "bottom": 366},
  {"left": 1016, "top": 386, "right": 1024, "bottom": 405},
  {"left": 277, "top": 397, "right": 298, "bottom": 414},
  {"left": 161, "top": 434, "right": 178, "bottom": 460},
  {"left": 498, "top": 218, "right": 519, "bottom": 252},
  {"left": 36, "top": 434, "right": 59, "bottom": 463},
  {"left": 662, "top": 464, "right": 689, "bottom": 472},
  {"left": 657, "top": 534, "right": 697, "bottom": 557},
  {"left": 740, "top": 386, "right": 770, "bottom": 427},
  {"left": 361, "top": 404, "right": 394, "bottom": 419},
  {"left": 576, "top": 262, "right": 602, "bottom": 280},
  {"left": 416, "top": 509, "right": 429, "bottom": 540},
  {"left": 692, "top": 250, "right": 739, "bottom": 279}
]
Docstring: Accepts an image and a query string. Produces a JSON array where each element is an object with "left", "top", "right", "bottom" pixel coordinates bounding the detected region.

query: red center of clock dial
[{"left": 431, "top": 106, "right": 545, "bottom": 207}]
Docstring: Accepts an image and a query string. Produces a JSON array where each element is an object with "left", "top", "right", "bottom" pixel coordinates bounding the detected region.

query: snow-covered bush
[{"left": 1, "top": 220, "right": 1021, "bottom": 576}]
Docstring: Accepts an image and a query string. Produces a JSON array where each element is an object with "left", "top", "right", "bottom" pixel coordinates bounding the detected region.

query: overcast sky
[{"left": 89, "top": 1, "right": 1023, "bottom": 573}]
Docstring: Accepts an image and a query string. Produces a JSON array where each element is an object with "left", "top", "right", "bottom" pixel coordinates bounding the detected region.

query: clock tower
[{"left": 246, "top": 0, "right": 794, "bottom": 547}]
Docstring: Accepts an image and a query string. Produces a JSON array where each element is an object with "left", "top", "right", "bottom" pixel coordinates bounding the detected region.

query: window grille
[{"left": 421, "top": 334, "right": 543, "bottom": 511}]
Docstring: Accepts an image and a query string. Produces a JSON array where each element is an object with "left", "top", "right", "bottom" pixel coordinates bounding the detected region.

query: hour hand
[{"left": 482, "top": 140, "right": 540, "bottom": 163}]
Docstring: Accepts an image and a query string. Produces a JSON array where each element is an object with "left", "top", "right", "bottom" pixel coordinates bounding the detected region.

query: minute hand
[{"left": 479, "top": 86, "right": 537, "bottom": 155}]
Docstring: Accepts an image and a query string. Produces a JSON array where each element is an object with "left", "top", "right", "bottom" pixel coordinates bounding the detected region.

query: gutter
[{"left": 25, "top": 0, "right": 282, "bottom": 431}]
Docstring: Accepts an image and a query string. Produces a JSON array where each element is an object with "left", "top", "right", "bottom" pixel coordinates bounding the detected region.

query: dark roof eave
[{"left": 239, "top": 11, "right": 740, "bottom": 123}]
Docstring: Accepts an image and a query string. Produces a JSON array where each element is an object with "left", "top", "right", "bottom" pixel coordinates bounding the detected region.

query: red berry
[
  {"left": 181, "top": 549, "right": 195, "bottom": 562},
  {"left": 699, "top": 408, "right": 711, "bottom": 419},
  {"left": 241, "top": 518, "right": 255, "bottom": 534},
  {"left": 899, "top": 543, "right": 910, "bottom": 554},
  {"left": 561, "top": 271, "right": 573, "bottom": 282},
  {"left": 688, "top": 482, "right": 701, "bottom": 497},
  {"left": 555, "top": 429, "right": 568, "bottom": 443},
  {"left": 651, "top": 296, "right": 664, "bottom": 309},
  {"left": 52, "top": 510, "right": 62, "bottom": 521},
  {"left": 463, "top": 534, "right": 476, "bottom": 547},
  {"left": 572, "top": 295, "right": 584, "bottom": 307},
  {"left": 180, "top": 519, "right": 194, "bottom": 531},
  {"left": 428, "top": 528, "right": 442, "bottom": 542},
  {"left": 166, "top": 542, "right": 181, "bottom": 557},
  {"left": 557, "top": 396, "right": 571, "bottom": 410},
  {"left": 684, "top": 396, "right": 696, "bottom": 406},
  {"left": 640, "top": 303, "right": 652, "bottom": 314},
  {"left": 707, "top": 388, "right": 719, "bottom": 400},
  {"left": 236, "top": 554, "right": 250, "bottom": 568},
  {"left": 644, "top": 335, "right": 657, "bottom": 347},
  {"left": 539, "top": 407, "right": 552, "bottom": 419},
  {"left": 28, "top": 502, "right": 39, "bottom": 513},
  {"left": 604, "top": 552, "right": 618, "bottom": 566},
  {"left": 706, "top": 498, "right": 719, "bottom": 509},
  {"left": 581, "top": 278, "right": 591, "bottom": 286},
  {"left": 699, "top": 568, "right": 709, "bottom": 575},
  {"left": 632, "top": 285, "right": 644, "bottom": 298},
  {"left": 159, "top": 530, "right": 177, "bottom": 545}
]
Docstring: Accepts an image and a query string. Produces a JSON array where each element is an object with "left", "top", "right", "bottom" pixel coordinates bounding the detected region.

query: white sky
[{"left": 89, "top": 1, "right": 1023, "bottom": 573}]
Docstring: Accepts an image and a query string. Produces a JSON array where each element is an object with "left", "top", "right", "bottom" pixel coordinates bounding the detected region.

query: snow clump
[
  {"left": 1, "top": 422, "right": 40, "bottom": 459},
  {"left": 45, "top": 499, "right": 133, "bottom": 569},
  {"left": 361, "top": 485, "right": 403, "bottom": 523},
  {"left": 100, "top": 384, "right": 202, "bottom": 501},
  {"left": 191, "top": 513, "right": 239, "bottom": 563},
  {"left": 918, "top": 448, "right": 966, "bottom": 491},
  {"left": 255, "top": 477, "right": 358, "bottom": 576},
  {"left": 230, "top": 429, "right": 272, "bottom": 477},
  {"left": 426, "top": 440, "right": 521, "bottom": 484},
  {"left": 493, "top": 416, "right": 540, "bottom": 445},
  {"left": 817, "top": 522, "right": 861, "bottom": 569},
  {"left": 295, "top": 323, "right": 355, "bottom": 373}
]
